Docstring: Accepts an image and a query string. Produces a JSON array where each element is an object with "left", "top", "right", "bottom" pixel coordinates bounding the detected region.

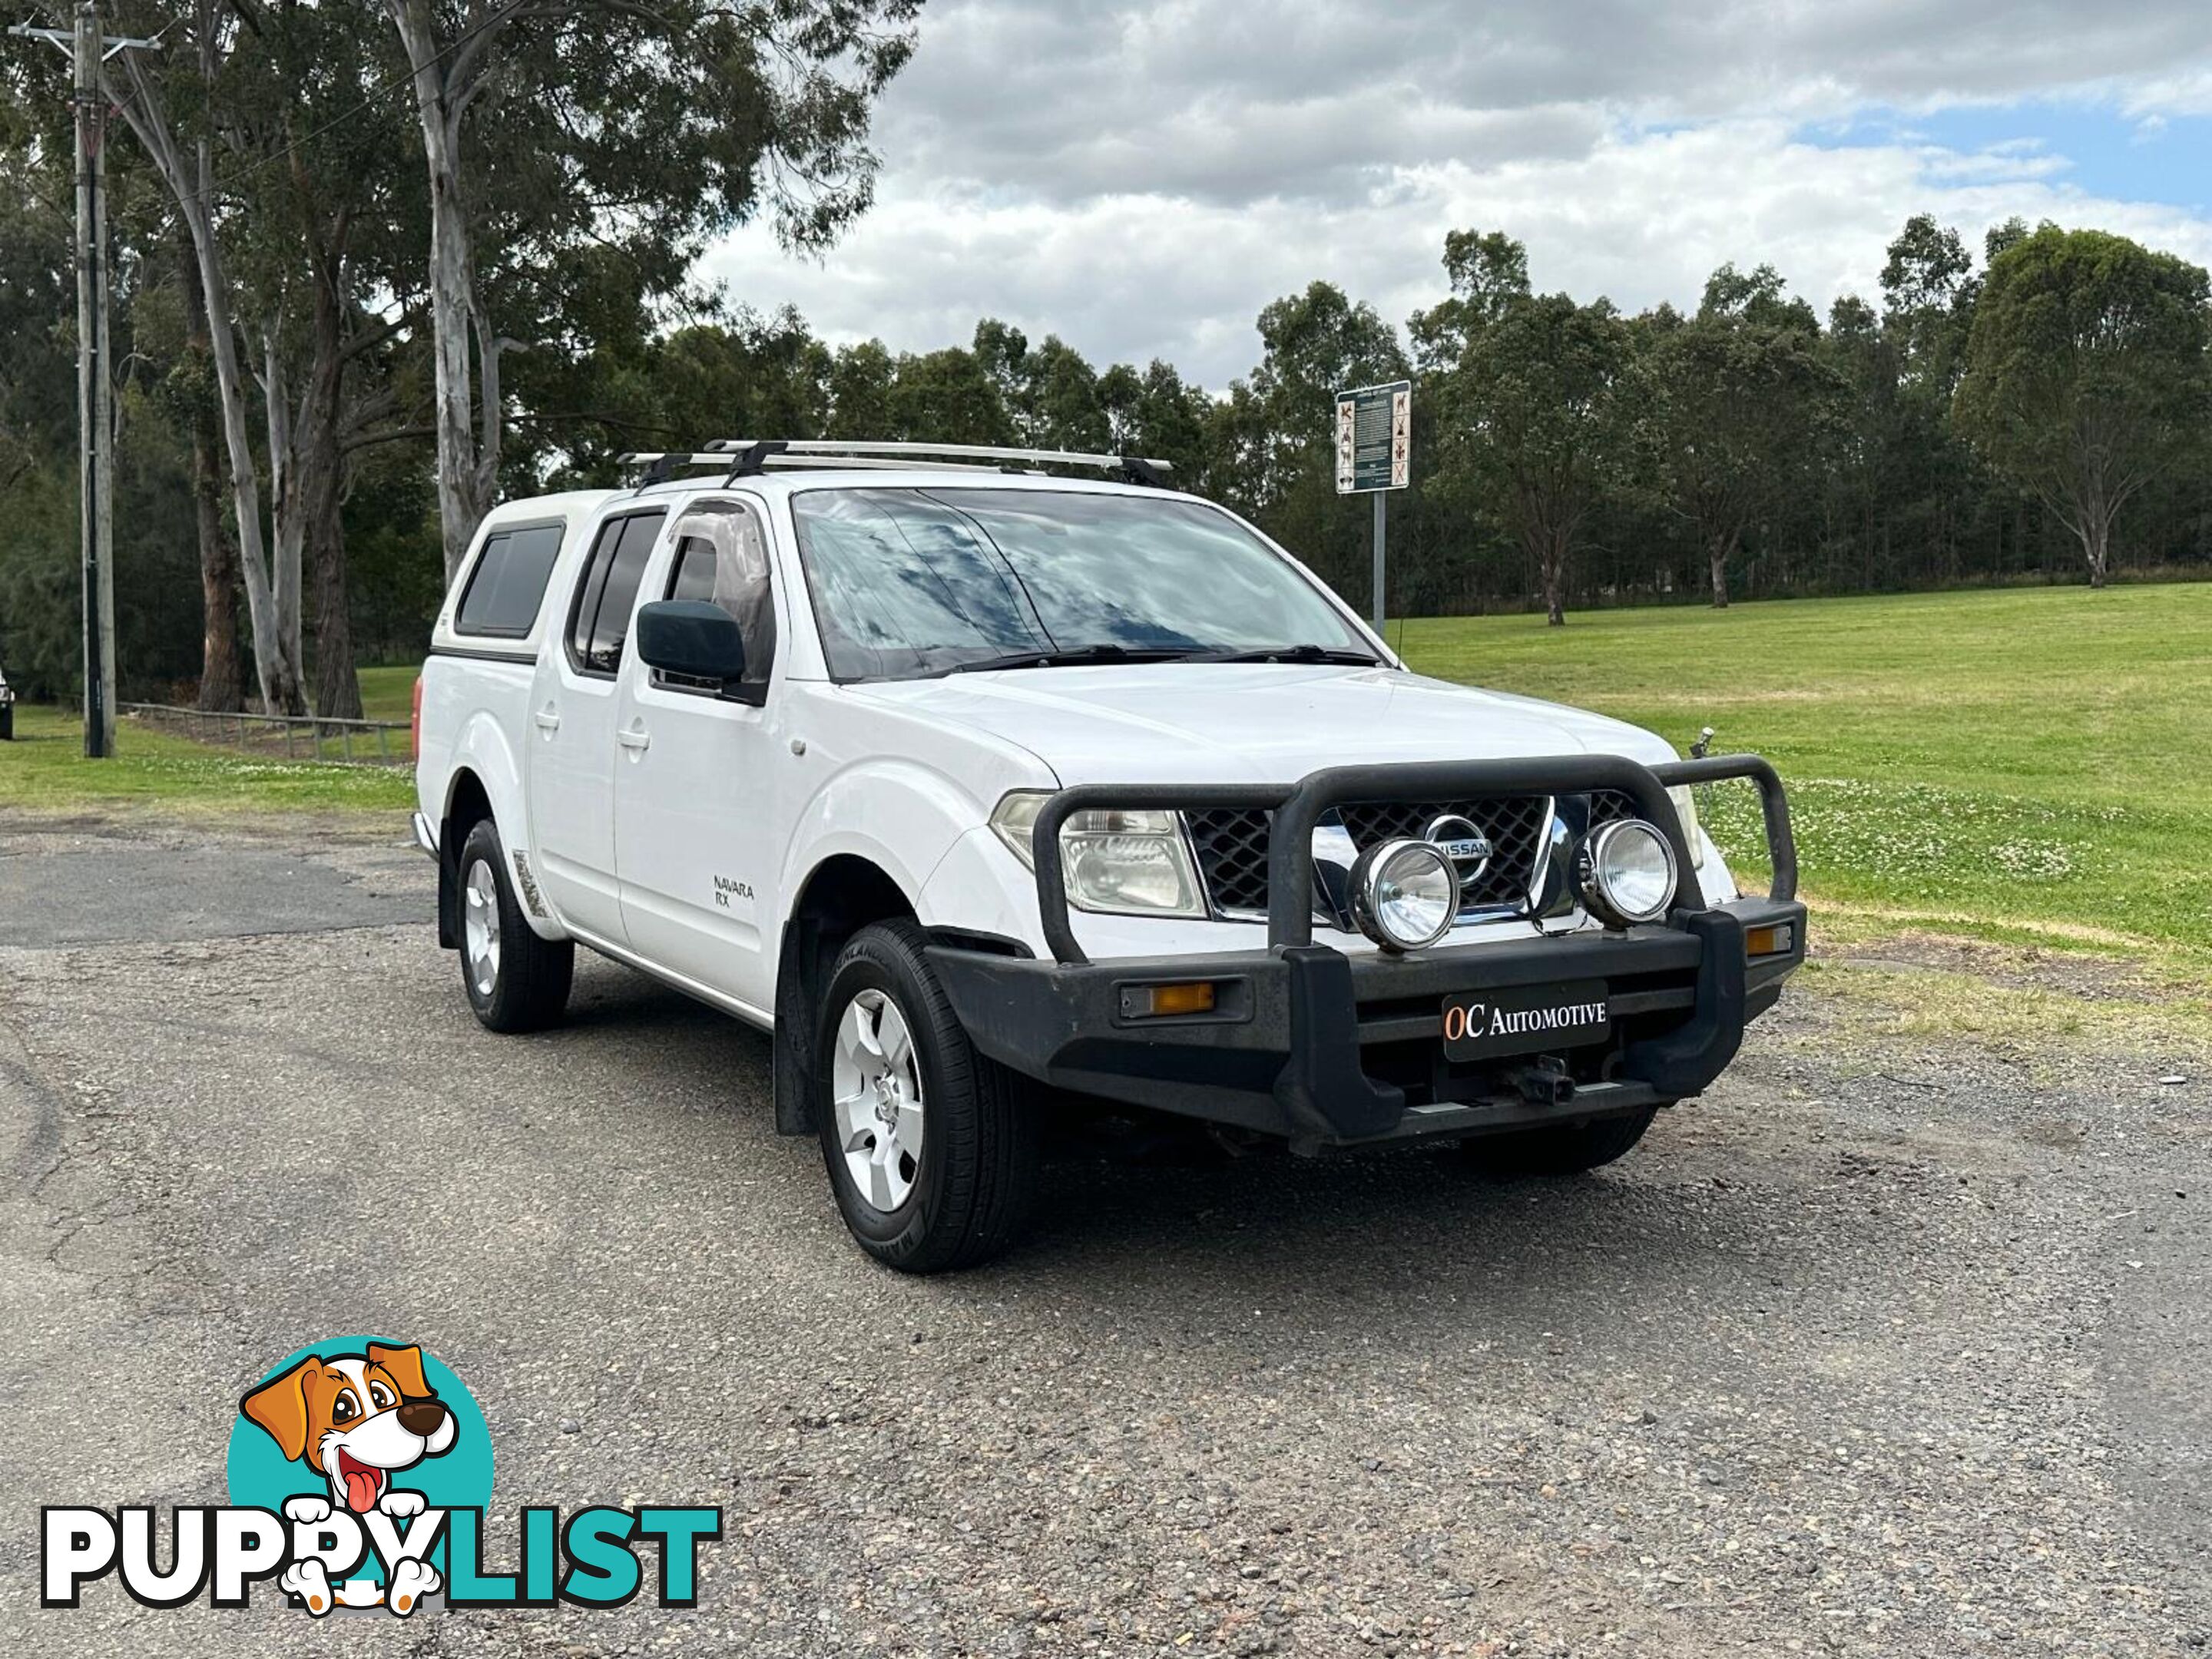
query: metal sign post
[{"left": 1334, "top": 379, "right": 1411, "bottom": 631}]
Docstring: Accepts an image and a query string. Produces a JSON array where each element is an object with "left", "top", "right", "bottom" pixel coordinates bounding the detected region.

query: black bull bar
[
  {"left": 1030, "top": 752, "right": 1796, "bottom": 965},
  {"left": 922, "top": 752, "right": 1803, "bottom": 1147}
]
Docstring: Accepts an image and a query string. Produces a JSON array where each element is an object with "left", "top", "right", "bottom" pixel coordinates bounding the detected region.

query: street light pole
[{"left": 12, "top": 3, "right": 160, "bottom": 758}]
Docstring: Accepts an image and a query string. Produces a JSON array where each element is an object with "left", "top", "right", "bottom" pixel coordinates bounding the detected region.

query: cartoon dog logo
[{"left": 240, "top": 1341, "right": 456, "bottom": 1614}]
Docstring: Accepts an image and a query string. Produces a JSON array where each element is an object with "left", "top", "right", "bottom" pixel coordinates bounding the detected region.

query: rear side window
[
  {"left": 455, "top": 522, "right": 565, "bottom": 637},
  {"left": 565, "top": 511, "right": 665, "bottom": 675}
]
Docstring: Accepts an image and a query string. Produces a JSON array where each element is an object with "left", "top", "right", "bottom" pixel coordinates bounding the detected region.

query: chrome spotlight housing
[
  {"left": 1349, "top": 837, "right": 1459, "bottom": 952},
  {"left": 1576, "top": 818, "right": 1679, "bottom": 929}
]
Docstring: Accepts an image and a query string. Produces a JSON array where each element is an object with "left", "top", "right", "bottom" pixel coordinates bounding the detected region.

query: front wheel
[
  {"left": 815, "top": 920, "right": 1039, "bottom": 1273},
  {"left": 455, "top": 819, "right": 573, "bottom": 1033},
  {"left": 1461, "top": 1106, "right": 1660, "bottom": 1177}
]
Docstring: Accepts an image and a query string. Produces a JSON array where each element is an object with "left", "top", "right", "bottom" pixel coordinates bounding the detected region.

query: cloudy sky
[{"left": 704, "top": 0, "right": 2212, "bottom": 388}]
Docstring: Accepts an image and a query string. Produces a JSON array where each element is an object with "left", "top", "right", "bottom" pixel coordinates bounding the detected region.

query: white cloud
[{"left": 702, "top": 1, "right": 2212, "bottom": 387}]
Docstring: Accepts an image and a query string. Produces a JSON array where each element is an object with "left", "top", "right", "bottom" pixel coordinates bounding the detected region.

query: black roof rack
[{"left": 614, "top": 439, "right": 1177, "bottom": 490}]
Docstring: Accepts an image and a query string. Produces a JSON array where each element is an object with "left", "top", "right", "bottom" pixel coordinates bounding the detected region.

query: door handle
[
  {"left": 617, "top": 725, "right": 651, "bottom": 753},
  {"left": 533, "top": 707, "right": 561, "bottom": 733}
]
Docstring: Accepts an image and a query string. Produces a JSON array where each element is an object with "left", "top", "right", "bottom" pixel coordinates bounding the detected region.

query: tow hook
[{"left": 1513, "top": 1060, "right": 1576, "bottom": 1107}]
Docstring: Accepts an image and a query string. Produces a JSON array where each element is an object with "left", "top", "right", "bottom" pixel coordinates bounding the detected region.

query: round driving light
[
  {"left": 1578, "top": 819, "right": 1678, "bottom": 929},
  {"left": 1349, "top": 837, "right": 1459, "bottom": 952}
]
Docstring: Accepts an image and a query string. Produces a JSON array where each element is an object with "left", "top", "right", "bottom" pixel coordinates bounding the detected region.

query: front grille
[
  {"left": 1185, "top": 795, "right": 1554, "bottom": 919},
  {"left": 1587, "top": 788, "right": 1641, "bottom": 828},
  {"left": 1338, "top": 795, "right": 1551, "bottom": 909},
  {"left": 1185, "top": 807, "right": 1274, "bottom": 915}
]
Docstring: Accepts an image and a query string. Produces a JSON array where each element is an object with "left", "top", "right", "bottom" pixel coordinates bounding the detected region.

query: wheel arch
[
  {"left": 438, "top": 709, "right": 563, "bottom": 945},
  {"left": 772, "top": 852, "right": 919, "bottom": 1136}
]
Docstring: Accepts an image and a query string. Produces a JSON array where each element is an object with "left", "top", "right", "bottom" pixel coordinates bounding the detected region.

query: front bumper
[{"left": 929, "top": 752, "right": 1805, "bottom": 1148}]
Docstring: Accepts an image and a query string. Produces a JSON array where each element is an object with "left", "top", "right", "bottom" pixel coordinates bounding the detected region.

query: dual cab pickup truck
[{"left": 413, "top": 440, "right": 1804, "bottom": 1272}]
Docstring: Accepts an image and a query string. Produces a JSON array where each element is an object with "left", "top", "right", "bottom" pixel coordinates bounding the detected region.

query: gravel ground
[{"left": 1, "top": 816, "right": 2207, "bottom": 1657}]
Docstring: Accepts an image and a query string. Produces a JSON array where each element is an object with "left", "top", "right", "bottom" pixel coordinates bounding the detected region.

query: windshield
[{"left": 789, "top": 487, "right": 1374, "bottom": 680}]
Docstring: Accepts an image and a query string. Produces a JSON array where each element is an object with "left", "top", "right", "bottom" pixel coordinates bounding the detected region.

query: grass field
[
  {"left": 358, "top": 664, "right": 417, "bottom": 724},
  {"left": 1400, "top": 582, "right": 2212, "bottom": 972},
  {"left": 0, "top": 702, "right": 415, "bottom": 815}
]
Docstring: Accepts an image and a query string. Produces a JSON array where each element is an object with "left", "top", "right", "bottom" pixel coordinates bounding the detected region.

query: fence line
[{"left": 120, "top": 702, "right": 410, "bottom": 767}]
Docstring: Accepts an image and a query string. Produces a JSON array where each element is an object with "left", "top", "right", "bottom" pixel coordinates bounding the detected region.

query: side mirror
[{"left": 634, "top": 600, "right": 748, "bottom": 684}]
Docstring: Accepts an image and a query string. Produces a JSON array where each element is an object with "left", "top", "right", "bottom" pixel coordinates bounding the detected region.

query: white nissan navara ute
[{"left": 413, "top": 439, "right": 1804, "bottom": 1272}]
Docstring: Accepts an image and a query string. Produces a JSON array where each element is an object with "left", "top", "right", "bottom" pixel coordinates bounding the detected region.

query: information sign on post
[{"left": 1334, "top": 380, "right": 1411, "bottom": 629}]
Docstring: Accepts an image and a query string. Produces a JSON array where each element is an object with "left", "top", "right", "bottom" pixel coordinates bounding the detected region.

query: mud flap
[
  {"left": 772, "top": 922, "right": 816, "bottom": 1135},
  {"left": 435, "top": 830, "right": 459, "bottom": 950}
]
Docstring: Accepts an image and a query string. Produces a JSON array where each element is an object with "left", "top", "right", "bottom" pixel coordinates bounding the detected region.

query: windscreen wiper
[
  {"left": 946, "top": 644, "right": 1201, "bottom": 674},
  {"left": 1189, "top": 644, "right": 1383, "bottom": 666}
]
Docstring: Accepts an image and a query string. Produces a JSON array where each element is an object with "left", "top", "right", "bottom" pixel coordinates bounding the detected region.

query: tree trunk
[
  {"left": 304, "top": 273, "right": 361, "bottom": 720},
  {"left": 180, "top": 233, "right": 242, "bottom": 713},
  {"left": 1531, "top": 519, "right": 1567, "bottom": 627},
  {"left": 262, "top": 329, "right": 310, "bottom": 710},
  {"left": 305, "top": 277, "right": 360, "bottom": 717},
  {"left": 191, "top": 428, "right": 243, "bottom": 712},
  {"left": 389, "top": 0, "right": 498, "bottom": 581},
  {"left": 2082, "top": 516, "right": 2110, "bottom": 588},
  {"left": 426, "top": 125, "right": 486, "bottom": 584},
  {"left": 308, "top": 484, "right": 359, "bottom": 718},
  {"left": 1707, "top": 532, "right": 1732, "bottom": 609}
]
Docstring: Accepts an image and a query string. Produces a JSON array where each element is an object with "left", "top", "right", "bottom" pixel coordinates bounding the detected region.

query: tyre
[
  {"left": 815, "top": 919, "right": 1039, "bottom": 1273},
  {"left": 455, "top": 818, "right": 573, "bottom": 1034},
  {"left": 1461, "top": 1106, "right": 1659, "bottom": 1177}
]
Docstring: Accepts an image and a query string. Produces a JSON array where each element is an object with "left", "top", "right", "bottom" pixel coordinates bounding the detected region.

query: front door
[
  {"left": 613, "top": 497, "right": 785, "bottom": 1014},
  {"left": 525, "top": 507, "right": 667, "bottom": 942}
]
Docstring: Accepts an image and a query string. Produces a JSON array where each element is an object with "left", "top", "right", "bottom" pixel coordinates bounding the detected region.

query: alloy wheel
[
  {"left": 830, "top": 988, "right": 926, "bottom": 1210},
  {"left": 462, "top": 857, "right": 501, "bottom": 998}
]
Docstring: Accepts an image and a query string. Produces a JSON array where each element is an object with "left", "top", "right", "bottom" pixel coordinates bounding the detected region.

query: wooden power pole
[{"left": 11, "top": 4, "right": 159, "bottom": 757}]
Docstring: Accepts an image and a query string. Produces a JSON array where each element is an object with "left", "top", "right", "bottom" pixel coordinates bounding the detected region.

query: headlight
[
  {"left": 989, "top": 793, "right": 1205, "bottom": 918},
  {"left": 1667, "top": 783, "right": 1706, "bottom": 870},
  {"left": 1349, "top": 837, "right": 1458, "bottom": 952},
  {"left": 1577, "top": 819, "right": 1678, "bottom": 929}
]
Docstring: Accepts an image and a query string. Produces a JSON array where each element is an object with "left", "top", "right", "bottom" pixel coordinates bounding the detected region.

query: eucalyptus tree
[
  {"left": 1955, "top": 226, "right": 2212, "bottom": 588},
  {"left": 1437, "top": 290, "right": 1633, "bottom": 627},
  {"left": 1872, "top": 216, "right": 1982, "bottom": 585},
  {"left": 886, "top": 346, "right": 1015, "bottom": 446},
  {"left": 1407, "top": 229, "right": 1530, "bottom": 371},
  {"left": 1098, "top": 359, "right": 1214, "bottom": 488},
  {"left": 382, "top": 0, "right": 922, "bottom": 578},
  {"left": 96, "top": 4, "right": 304, "bottom": 711},
  {"left": 93, "top": 0, "right": 419, "bottom": 715},
  {"left": 1651, "top": 264, "right": 1841, "bottom": 608},
  {"left": 972, "top": 320, "right": 1112, "bottom": 453},
  {"left": 826, "top": 339, "right": 897, "bottom": 440}
]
